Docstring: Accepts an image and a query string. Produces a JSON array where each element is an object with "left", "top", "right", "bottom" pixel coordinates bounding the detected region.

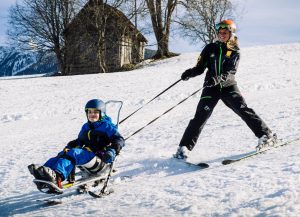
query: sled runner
[{"left": 33, "top": 163, "right": 111, "bottom": 194}]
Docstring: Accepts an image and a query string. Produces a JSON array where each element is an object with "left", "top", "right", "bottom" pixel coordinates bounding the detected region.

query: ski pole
[
  {"left": 95, "top": 101, "right": 122, "bottom": 195},
  {"left": 124, "top": 85, "right": 210, "bottom": 141},
  {"left": 98, "top": 84, "right": 213, "bottom": 194},
  {"left": 100, "top": 81, "right": 188, "bottom": 192},
  {"left": 119, "top": 78, "right": 182, "bottom": 124},
  {"left": 99, "top": 160, "right": 115, "bottom": 195}
]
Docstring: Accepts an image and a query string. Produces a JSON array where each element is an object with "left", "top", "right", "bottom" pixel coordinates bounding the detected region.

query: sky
[{"left": 0, "top": 0, "right": 299, "bottom": 52}]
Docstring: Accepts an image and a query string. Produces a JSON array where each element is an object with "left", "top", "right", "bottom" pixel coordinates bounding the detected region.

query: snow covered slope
[{"left": 0, "top": 43, "right": 299, "bottom": 216}]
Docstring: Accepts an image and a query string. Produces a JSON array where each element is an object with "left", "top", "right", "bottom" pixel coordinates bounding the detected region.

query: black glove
[
  {"left": 220, "top": 74, "right": 228, "bottom": 83},
  {"left": 67, "top": 139, "right": 78, "bottom": 148},
  {"left": 111, "top": 143, "right": 122, "bottom": 155},
  {"left": 64, "top": 139, "right": 78, "bottom": 152},
  {"left": 211, "top": 74, "right": 228, "bottom": 86},
  {"left": 181, "top": 69, "right": 193, "bottom": 81},
  {"left": 103, "top": 148, "right": 116, "bottom": 163}
]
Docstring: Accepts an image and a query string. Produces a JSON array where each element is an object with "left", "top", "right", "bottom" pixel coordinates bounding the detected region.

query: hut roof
[{"left": 65, "top": 1, "right": 147, "bottom": 42}]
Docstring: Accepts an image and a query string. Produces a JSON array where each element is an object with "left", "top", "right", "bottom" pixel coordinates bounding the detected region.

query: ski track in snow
[{"left": 0, "top": 43, "right": 300, "bottom": 216}]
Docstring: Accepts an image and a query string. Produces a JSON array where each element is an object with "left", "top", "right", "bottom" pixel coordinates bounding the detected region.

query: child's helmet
[
  {"left": 216, "top": 20, "right": 237, "bottom": 33},
  {"left": 85, "top": 99, "right": 106, "bottom": 117}
]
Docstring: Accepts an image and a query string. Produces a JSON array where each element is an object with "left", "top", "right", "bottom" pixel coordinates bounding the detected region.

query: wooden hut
[{"left": 64, "top": 1, "right": 147, "bottom": 74}]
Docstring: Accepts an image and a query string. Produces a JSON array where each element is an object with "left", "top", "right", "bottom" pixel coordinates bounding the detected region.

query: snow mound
[{"left": 0, "top": 43, "right": 299, "bottom": 216}]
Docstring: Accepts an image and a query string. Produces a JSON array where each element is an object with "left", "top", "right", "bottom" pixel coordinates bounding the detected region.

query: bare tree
[
  {"left": 8, "top": 0, "right": 86, "bottom": 75},
  {"left": 117, "top": 0, "right": 149, "bottom": 62},
  {"left": 145, "top": 0, "right": 178, "bottom": 59},
  {"left": 118, "top": 0, "right": 147, "bottom": 27},
  {"left": 175, "top": 0, "right": 236, "bottom": 45}
]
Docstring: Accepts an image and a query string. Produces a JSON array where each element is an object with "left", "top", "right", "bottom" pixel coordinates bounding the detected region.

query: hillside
[
  {"left": 0, "top": 46, "right": 57, "bottom": 77},
  {"left": 0, "top": 47, "right": 155, "bottom": 77},
  {"left": 0, "top": 43, "right": 300, "bottom": 216}
]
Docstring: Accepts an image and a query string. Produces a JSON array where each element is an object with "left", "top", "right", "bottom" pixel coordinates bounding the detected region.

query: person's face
[
  {"left": 218, "top": 29, "right": 230, "bottom": 43},
  {"left": 87, "top": 109, "right": 100, "bottom": 122}
]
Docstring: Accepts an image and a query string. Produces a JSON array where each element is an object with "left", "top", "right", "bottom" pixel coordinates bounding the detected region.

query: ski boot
[
  {"left": 37, "top": 166, "right": 62, "bottom": 189},
  {"left": 28, "top": 164, "right": 42, "bottom": 179},
  {"left": 28, "top": 164, "right": 48, "bottom": 190},
  {"left": 173, "top": 146, "right": 190, "bottom": 159},
  {"left": 256, "top": 133, "right": 278, "bottom": 151},
  {"left": 28, "top": 165, "right": 63, "bottom": 193}
]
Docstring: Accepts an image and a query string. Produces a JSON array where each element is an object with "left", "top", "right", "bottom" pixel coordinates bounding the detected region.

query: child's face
[{"left": 87, "top": 109, "right": 100, "bottom": 122}]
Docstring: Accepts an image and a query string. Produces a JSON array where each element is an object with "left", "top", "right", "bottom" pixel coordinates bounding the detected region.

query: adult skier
[
  {"left": 28, "top": 99, "right": 125, "bottom": 190},
  {"left": 174, "top": 20, "right": 276, "bottom": 159}
]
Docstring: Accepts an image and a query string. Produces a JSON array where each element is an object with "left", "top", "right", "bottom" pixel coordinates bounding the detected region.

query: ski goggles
[{"left": 216, "top": 23, "right": 230, "bottom": 31}]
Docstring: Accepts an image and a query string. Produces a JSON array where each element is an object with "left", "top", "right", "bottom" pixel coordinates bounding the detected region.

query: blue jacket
[{"left": 68, "top": 116, "right": 125, "bottom": 153}]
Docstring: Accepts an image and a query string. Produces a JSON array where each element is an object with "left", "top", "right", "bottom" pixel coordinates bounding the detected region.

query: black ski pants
[{"left": 179, "top": 85, "right": 272, "bottom": 150}]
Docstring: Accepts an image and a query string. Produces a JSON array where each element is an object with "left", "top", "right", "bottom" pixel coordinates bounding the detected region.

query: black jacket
[{"left": 184, "top": 41, "right": 240, "bottom": 87}]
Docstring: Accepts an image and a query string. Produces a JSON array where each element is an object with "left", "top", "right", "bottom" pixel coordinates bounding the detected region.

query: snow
[{"left": 0, "top": 43, "right": 300, "bottom": 216}]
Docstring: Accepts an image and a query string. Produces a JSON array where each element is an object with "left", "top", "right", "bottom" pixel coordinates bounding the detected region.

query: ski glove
[
  {"left": 63, "top": 139, "right": 79, "bottom": 153},
  {"left": 111, "top": 143, "right": 122, "bottom": 155},
  {"left": 211, "top": 74, "right": 228, "bottom": 86},
  {"left": 103, "top": 148, "right": 116, "bottom": 163},
  {"left": 67, "top": 139, "right": 78, "bottom": 148},
  {"left": 181, "top": 69, "right": 193, "bottom": 81}
]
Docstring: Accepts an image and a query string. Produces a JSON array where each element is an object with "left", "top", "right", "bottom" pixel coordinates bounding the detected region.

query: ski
[
  {"left": 36, "top": 189, "right": 83, "bottom": 205},
  {"left": 33, "top": 170, "right": 111, "bottom": 205},
  {"left": 88, "top": 188, "right": 114, "bottom": 198},
  {"left": 185, "top": 161, "right": 210, "bottom": 168},
  {"left": 173, "top": 157, "right": 210, "bottom": 169},
  {"left": 37, "top": 175, "right": 132, "bottom": 204},
  {"left": 33, "top": 174, "right": 107, "bottom": 194},
  {"left": 222, "top": 137, "right": 300, "bottom": 165},
  {"left": 87, "top": 175, "right": 133, "bottom": 198},
  {"left": 87, "top": 162, "right": 115, "bottom": 198}
]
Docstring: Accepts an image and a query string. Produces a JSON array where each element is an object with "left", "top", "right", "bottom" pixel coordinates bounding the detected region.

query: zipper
[
  {"left": 214, "top": 55, "right": 218, "bottom": 79},
  {"left": 218, "top": 45, "right": 223, "bottom": 90}
]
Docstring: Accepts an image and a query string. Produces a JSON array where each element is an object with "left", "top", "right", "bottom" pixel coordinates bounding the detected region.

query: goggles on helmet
[
  {"left": 216, "top": 23, "right": 230, "bottom": 30},
  {"left": 215, "top": 20, "right": 236, "bottom": 33}
]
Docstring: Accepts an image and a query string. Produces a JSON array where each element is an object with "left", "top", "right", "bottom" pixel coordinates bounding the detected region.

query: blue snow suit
[{"left": 44, "top": 116, "right": 125, "bottom": 180}]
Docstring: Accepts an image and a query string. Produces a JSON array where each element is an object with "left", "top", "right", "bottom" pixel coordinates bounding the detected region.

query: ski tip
[
  {"left": 222, "top": 159, "right": 234, "bottom": 165},
  {"left": 88, "top": 191, "right": 103, "bottom": 198},
  {"left": 45, "top": 200, "right": 63, "bottom": 206},
  {"left": 197, "top": 163, "right": 209, "bottom": 168},
  {"left": 88, "top": 188, "right": 114, "bottom": 198}
]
